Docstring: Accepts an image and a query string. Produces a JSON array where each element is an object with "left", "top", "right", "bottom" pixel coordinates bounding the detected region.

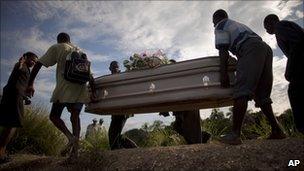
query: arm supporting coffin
[{"left": 85, "top": 56, "right": 236, "bottom": 115}]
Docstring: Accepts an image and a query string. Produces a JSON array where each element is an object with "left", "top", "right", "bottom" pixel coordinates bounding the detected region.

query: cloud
[
  {"left": 34, "top": 78, "right": 56, "bottom": 99},
  {"left": 1, "top": 27, "right": 52, "bottom": 56},
  {"left": 1, "top": 1, "right": 302, "bottom": 131},
  {"left": 84, "top": 49, "right": 110, "bottom": 63},
  {"left": 271, "top": 56, "right": 290, "bottom": 114}
]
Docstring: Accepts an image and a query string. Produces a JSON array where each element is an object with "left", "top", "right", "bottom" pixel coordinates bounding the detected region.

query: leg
[
  {"left": 50, "top": 103, "right": 75, "bottom": 157},
  {"left": 288, "top": 82, "right": 304, "bottom": 134},
  {"left": 260, "top": 103, "right": 286, "bottom": 139},
  {"left": 67, "top": 103, "right": 83, "bottom": 158},
  {"left": 68, "top": 103, "right": 83, "bottom": 139},
  {"left": 172, "top": 111, "right": 184, "bottom": 135},
  {"left": 49, "top": 103, "right": 74, "bottom": 141},
  {"left": 108, "top": 115, "right": 127, "bottom": 150},
  {"left": 180, "top": 110, "right": 202, "bottom": 144},
  {"left": 255, "top": 44, "right": 285, "bottom": 138},
  {"left": 0, "top": 127, "right": 16, "bottom": 157},
  {"left": 220, "top": 97, "right": 248, "bottom": 145},
  {"left": 232, "top": 97, "right": 248, "bottom": 136}
]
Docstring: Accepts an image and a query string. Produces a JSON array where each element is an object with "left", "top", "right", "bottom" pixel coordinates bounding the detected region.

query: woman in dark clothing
[{"left": 0, "top": 52, "right": 37, "bottom": 163}]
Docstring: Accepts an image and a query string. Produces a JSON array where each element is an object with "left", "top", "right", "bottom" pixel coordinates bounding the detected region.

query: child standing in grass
[{"left": 0, "top": 52, "right": 37, "bottom": 164}]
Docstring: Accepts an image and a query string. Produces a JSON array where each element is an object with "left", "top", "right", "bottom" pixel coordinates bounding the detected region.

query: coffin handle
[
  {"left": 102, "top": 89, "right": 109, "bottom": 99},
  {"left": 202, "top": 75, "right": 210, "bottom": 86},
  {"left": 149, "top": 82, "right": 156, "bottom": 92}
]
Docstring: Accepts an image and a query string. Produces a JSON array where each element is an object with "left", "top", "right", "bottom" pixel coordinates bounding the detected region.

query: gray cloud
[{"left": 1, "top": 1, "right": 302, "bottom": 131}]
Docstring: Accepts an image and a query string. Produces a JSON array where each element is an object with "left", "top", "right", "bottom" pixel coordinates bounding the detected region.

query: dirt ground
[{"left": 0, "top": 137, "right": 303, "bottom": 171}]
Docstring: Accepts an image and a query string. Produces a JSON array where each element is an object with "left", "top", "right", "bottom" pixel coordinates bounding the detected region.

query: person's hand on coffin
[
  {"left": 90, "top": 90, "right": 98, "bottom": 103},
  {"left": 220, "top": 72, "right": 230, "bottom": 88},
  {"left": 89, "top": 74, "right": 98, "bottom": 102},
  {"left": 219, "top": 49, "right": 230, "bottom": 88}
]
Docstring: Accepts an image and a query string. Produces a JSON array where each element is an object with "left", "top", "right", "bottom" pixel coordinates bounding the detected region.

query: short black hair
[
  {"left": 264, "top": 14, "right": 279, "bottom": 26},
  {"left": 57, "top": 32, "right": 70, "bottom": 43},
  {"left": 23, "top": 51, "right": 38, "bottom": 59},
  {"left": 213, "top": 9, "right": 228, "bottom": 21},
  {"left": 169, "top": 59, "right": 176, "bottom": 63},
  {"left": 109, "top": 61, "right": 119, "bottom": 70}
]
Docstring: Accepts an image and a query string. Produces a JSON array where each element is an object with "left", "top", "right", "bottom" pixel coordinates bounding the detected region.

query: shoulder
[
  {"left": 278, "top": 20, "right": 294, "bottom": 25},
  {"left": 52, "top": 43, "right": 73, "bottom": 51},
  {"left": 13, "top": 62, "right": 20, "bottom": 69},
  {"left": 215, "top": 19, "right": 229, "bottom": 30},
  {"left": 277, "top": 20, "right": 300, "bottom": 29},
  {"left": 276, "top": 20, "right": 303, "bottom": 34}
]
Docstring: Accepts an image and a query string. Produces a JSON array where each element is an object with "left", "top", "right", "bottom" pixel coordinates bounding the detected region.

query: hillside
[{"left": 0, "top": 137, "right": 303, "bottom": 171}]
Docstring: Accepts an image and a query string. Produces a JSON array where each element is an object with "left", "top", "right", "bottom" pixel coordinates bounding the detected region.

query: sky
[{"left": 1, "top": 0, "right": 303, "bottom": 136}]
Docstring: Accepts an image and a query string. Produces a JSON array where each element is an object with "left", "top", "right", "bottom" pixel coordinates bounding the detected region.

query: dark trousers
[
  {"left": 173, "top": 110, "right": 202, "bottom": 144},
  {"left": 108, "top": 115, "right": 127, "bottom": 150},
  {"left": 288, "top": 82, "right": 304, "bottom": 133}
]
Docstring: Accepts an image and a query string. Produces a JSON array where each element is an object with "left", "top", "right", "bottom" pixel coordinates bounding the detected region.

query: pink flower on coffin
[
  {"left": 153, "top": 49, "right": 165, "bottom": 59},
  {"left": 140, "top": 52, "right": 147, "bottom": 58}
]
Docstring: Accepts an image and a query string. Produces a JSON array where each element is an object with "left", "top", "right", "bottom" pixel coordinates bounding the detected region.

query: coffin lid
[{"left": 94, "top": 56, "right": 236, "bottom": 85}]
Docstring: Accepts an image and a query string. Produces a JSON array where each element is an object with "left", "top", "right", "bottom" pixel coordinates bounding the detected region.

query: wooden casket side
[{"left": 86, "top": 56, "right": 236, "bottom": 115}]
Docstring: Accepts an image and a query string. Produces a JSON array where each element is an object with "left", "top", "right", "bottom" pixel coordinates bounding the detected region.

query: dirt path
[{"left": 1, "top": 137, "right": 303, "bottom": 170}]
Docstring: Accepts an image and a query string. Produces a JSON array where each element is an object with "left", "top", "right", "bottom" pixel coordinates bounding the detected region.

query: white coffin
[{"left": 85, "top": 56, "right": 236, "bottom": 115}]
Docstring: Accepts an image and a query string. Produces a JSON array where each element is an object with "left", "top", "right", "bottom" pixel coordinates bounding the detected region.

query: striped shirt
[{"left": 214, "top": 18, "right": 261, "bottom": 55}]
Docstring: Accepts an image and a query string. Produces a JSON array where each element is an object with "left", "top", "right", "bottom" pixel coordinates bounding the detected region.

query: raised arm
[
  {"left": 27, "top": 61, "right": 43, "bottom": 97},
  {"left": 219, "top": 49, "right": 230, "bottom": 88},
  {"left": 89, "top": 74, "right": 98, "bottom": 102}
]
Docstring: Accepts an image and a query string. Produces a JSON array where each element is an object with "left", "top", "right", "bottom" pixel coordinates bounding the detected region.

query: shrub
[
  {"left": 242, "top": 111, "right": 271, "bottom": 139},
  {"left": 124, "top": 128, "right": 149, "bottom": 147},
  {"left": 144, "top": 125, "right": 186, "bottom": 147},
  {"left": 80, "top": 128, "right": 109, "bottom": 152},
  {"left": 201, "top": 109, "right": 231, "bottom": 139},
  {"left": 6, "top": 105, "right": 66, "bottom": 156}
]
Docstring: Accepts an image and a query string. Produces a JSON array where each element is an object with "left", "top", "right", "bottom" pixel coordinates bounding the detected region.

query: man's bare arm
[
  {"left": 219, "top": 49, "right": 230, "bottom": 88},
  {"left": 27, "top": 61, "right": 43, "bottom": 97},
  {"left": 89, "top": 74, "right": 97, "bottom": 102}
]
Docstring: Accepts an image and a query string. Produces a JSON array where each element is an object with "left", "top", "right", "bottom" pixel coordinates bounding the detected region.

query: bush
[
  {"left": 124, "top": 128, "right": 149, "bottom": 147},
  {"left": 144, "top": 126, "right": 186, "bottom": 147},
  {"left": 241, "top": 111, "right": 271, "bottom": 139},
  {"left": 201, "top": 109, "right": 231, "bottom": 139},
  {"left": 80, "top": 129, "right": 109, "bottom": 152},
  {"left": 6, "top": 105, "right": 66, "bottom": 156}
]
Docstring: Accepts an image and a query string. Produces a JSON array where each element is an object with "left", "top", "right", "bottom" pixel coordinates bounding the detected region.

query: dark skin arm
[
  {"left": 89, "top": 74, "right": 98, "bottom": 102},
  {"left": 27, "top": 61, "right": 43, "bottom": 97},
  {"left": 219, "top": 49, "right": 230, "bottom": 88}
]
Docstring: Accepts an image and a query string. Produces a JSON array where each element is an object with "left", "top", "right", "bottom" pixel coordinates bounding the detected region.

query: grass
[
  {"left": 6, "top": 105, "right": 66, "bottom": 156},
  {"left": 1, "top": 105, "right": 302, "bottom": 158},
  {"left": 80, "top": 128, "right": 110, "bottom": 152}
]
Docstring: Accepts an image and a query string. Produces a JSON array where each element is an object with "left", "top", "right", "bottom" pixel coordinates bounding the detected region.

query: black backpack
[{"left": 64, "top": 48, "right": 91, "bottom": 84}]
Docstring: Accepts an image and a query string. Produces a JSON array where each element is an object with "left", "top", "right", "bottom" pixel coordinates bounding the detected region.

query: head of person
[
  {"left": 93, "top": 118, "right": 97, "bottom": 125},
  {"left": 57, "top": 32, "right": 70, "bottom": 43},
  {"left": 264, "top": 14, "right": 280, "bottom": 35},
  {"left": 169, "top": 59, "right": 176, "bottom": 64},
  {"left": 23, "top": 52, "right": 38, "bottom": 68},
  {"left": 109, "top": 61, "right": 120, "bottom": 74},
  {"left": 99, "top": 118, "right": 104, "bottom": 125},
  {"left": 213, "top": 9, "right": 228, "bottom": 27}
]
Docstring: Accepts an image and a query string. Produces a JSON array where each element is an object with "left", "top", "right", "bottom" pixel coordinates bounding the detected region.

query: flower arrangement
[{"left": 123, "top": 50, "right": 172, "bottom": 71}]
